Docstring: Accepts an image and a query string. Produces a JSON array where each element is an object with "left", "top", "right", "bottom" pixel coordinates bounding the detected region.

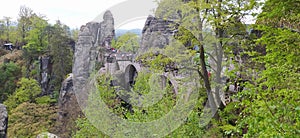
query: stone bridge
[
  {"left": 99, "top": 51, "right": 181, "bottom": 93},
  {"left": 100, "top": 51, "right": 235, "bottom": 106},
  {"left": 100, "top": 52, "right": 141, "bottom": 90}
]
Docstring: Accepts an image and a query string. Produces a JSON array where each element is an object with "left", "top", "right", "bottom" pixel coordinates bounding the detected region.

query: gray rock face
[
  {"left": 0, "top": 104, "right": 7, "bottom": 138},
  {"left": 73, "top": 10, "right": 115, "bottom": 95},
  {"left": 56, "top": 74, "right": 82, "bottom": 138},
  {"left": 100, "top": 11, "right": 115, "bottom": 47},
  {"left": 139, "top": 15, "right": 177, "bottom": 53},
  {"left": 39, "top": 56, "right": 52, "bottom": 95},
  {"left": 59, "top": 74, "right": 74, "bottom": 105},
  {"left": 57, "top": 10, "right": 115, "bottom": 137}
]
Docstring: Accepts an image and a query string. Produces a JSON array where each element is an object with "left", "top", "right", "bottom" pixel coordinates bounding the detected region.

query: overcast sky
[
  {"left": 0, "top": 0, "right": 155, "bottom": 29},
  {"left": 0, "top": 0, "right": 258, "bottom": 29}
]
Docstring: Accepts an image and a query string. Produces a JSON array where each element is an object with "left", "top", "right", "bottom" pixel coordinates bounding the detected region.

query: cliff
[{"left": 57, "top": 10, "right": 115, "bottom": 137}]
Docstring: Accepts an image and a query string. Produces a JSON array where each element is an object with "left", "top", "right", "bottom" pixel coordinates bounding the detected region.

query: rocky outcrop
[
  {"left": 99, "top": 11, "right": 115, "bottom": 47},
  {"left": 40, "top": 56, "right": 52, "bottom": 95},
  {"left": 56, "top": 10, "right": 115, "bottom": 137},
  {"left": 139, "top": 15, "right": 177, "bottom": 53},
  {"left": 72, "top": 10, "right": 115, "bottom": 108},
  {"left": 73, "top": 11, "right": 115, "bottom": 91},
  {"left": 0, "top": 104, "right": 7, "bottom": 138},
  {"left": 56, "top": 74, "right": 82, "bottom": 138}
]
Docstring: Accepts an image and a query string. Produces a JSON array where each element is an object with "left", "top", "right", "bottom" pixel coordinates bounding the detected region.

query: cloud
[{"left": 0, "top": 0, "right": 145, "bottom": 29}]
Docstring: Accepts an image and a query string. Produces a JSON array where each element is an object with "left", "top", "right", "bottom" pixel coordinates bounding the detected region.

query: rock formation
[
  {"left": 56, "top": 74, "right": 82, "bottom": 138},
  {"left": 139, "top": 15, "right": 177, "bottom": 53},
  {"left": 57, "top": 10, "right": 180, "bottom": 137},
  {"left": 39, "top": 56, "right": 52, "bottom": 95},
  {"left": 73, "top": 10, "right": 115, "bottom": 89},
  {"left": 0, "top": 104, "right": 7, "bottom": 138},
  {"left": 57, "top": 10, "right": 115, "bottom": 137}
]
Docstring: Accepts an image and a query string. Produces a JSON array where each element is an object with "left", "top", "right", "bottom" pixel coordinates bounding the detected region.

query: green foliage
[
  {"left": 48, "top": 21, "right": 74, "bottom": 90},
  {"left": 217, "top": 102, "right": 241, "bottom": 136},
  {"left": 165, "top": 90, "right": 207, "bottom": 137},
  {"left": 0, "top": 17, "right": 19, "bottom": 42},
  {"left": 17, "top": 6, "right": 35, "bottom": 43},
  {"left": 112, "top": 32, "right": 140, "bottom": 53},
  {"left": 123, "top": 71, "right": 176, "bottom": 122},
  {"left": 28, "top": 60, "right": 40, "bottom": 79},
  {"left": 74, "top": 74, "right": 120, "bottom": 137},
  {"left": 74, "top": 69, "right": 208, "bottom": 137},
  {"left": 4, "top": 77, "right": 41, "bottom": 111},
  {"left": 23, "top": 15, "right": 48, "bottom": 58},
  {"left": 73, "top": 118, "right": 108, "bottom": 138},
  {"left": 223, "top": 1, "right": 300, "bottom": 137},
  {"left": 137, "top": 52, "right": 173, "bottom": 71},
  {"left": 257, "top": 0, "right": 300, "bottom": 29},
  {"left": 0, "top": 5, "right": 76, "bottom": 138},
  {"left": 35, "top": 95, "right": 57, "bottom": 105},
  {"left": 8, "top": 102, "right": 57, "bottom": 138},
  {"left": 235, "top": 27, "right": 300, "bottom": 137},
  {"left": 97, "top": 74, "right": 122, "bottom": 111},
  {"left": 1, "top": 1, "right": 299, "bottom": 137},
  {"left": 21, "top": 14, "right": 49, "bottom": 78},
  {"left": 70, "top": 28, "right": 79, "bottom": 41},
  {"left": 0, "top": 62, "right": 22, "bottom": 102}
]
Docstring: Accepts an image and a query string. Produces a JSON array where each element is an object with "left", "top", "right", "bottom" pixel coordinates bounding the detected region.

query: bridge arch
[{"left": 124, "top": 64, "right": 138, "bottom": 90}]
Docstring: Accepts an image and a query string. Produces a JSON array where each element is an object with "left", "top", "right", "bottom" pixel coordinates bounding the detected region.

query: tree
[
  {"left": 7, "top": 102, "right": 57, "bottom": 138},
  {"left": 112, "top": 32, "right": 140, "bottom": 53},
  {"left": 232, "top": 0, "right": 300, "bottom": 136},
  {"left": 0, "top": 62, "right": 22, "bottom": 102},
  {"left": 155, "top": 0, "right": 260, "bottom": 113},
  {"left": 256, "top": 0, "right": 300, "bottom": 30},
  {"left": 22, "top": 15, "right": 48, "bottom": 78},
  {"left": 4, "top": 78, "right": 41, "bottom": 110},
  {"left": 2, "top": 17, "right": 12, "bottom": 41},
  {"left": 0, "top": 17, "right": 19, "bottom": 43},
  {"left": 70, "top": 28, "right": 79, "bottom": 42},
  {"left": 48, "top": 21, "right": 74, "bottom": 90},
  {"left": 17, "top": 6, "right": 35, "bottom": 45},
  {"left": 23, "top": 15, "right": 48, "bottom": 57}
]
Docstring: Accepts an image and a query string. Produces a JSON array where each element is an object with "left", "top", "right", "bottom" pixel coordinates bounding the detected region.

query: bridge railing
[{"left": 105, "top": 52, "right": 136, "bottom": 62}]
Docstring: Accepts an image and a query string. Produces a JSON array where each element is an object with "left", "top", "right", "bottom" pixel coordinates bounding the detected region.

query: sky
[
  {"left": 0, "top": 0, "right": 259, "bottom": 30},
  {"left": 0, "top": 0, "right": 155, "bottom": 29}
]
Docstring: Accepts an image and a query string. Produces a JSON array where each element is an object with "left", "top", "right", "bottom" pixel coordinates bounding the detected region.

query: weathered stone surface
[
  {"left": 99, "top": 11, "right": 115, "bottom": 48},
  {"left": 85, "top": 22, "right": 101, "bottom": 44},
  {"left": 139, "top": 15, "right": 177, "bottom": 53},
  {"left": 0, "top": 104, "right": 8, "bottom": 138},
  {"left": 59, "top": 74, "right": 74, "bottom": 103},
  {"left": 57, "top": 10, "right": 115, "bottom": 137},
  {"left": 73, "top": 10, "right": 115, "bottom": 93},
  {"left": 39, "top": 56, "right": 52, "bottom": 95},
  {"left": 56, "top": 74, "right": 82, "bottom": 138},
  {"left": 73, "top": 10, "right": 115, "bottom": 105}
]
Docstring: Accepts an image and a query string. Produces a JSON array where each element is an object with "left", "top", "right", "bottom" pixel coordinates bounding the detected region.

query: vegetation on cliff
[{"left": 0, "top": 0, "right": 299, "bottom": 137}]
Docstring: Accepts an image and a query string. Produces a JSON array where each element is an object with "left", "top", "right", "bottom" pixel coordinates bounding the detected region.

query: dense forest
[
  {"left": 0, "top": 5, "right": 76, "bottom": 137},
  {"left": 0, "top": 0, "right": 299, "bottom": 137}
]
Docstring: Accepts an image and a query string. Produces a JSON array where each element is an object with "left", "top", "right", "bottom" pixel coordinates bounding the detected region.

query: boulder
[
  {"left": 37, "top": 132, "right": 59, "bottom": 138},
  {"left": 0, "top": 104, "right": 8, "bottom": 138}
]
